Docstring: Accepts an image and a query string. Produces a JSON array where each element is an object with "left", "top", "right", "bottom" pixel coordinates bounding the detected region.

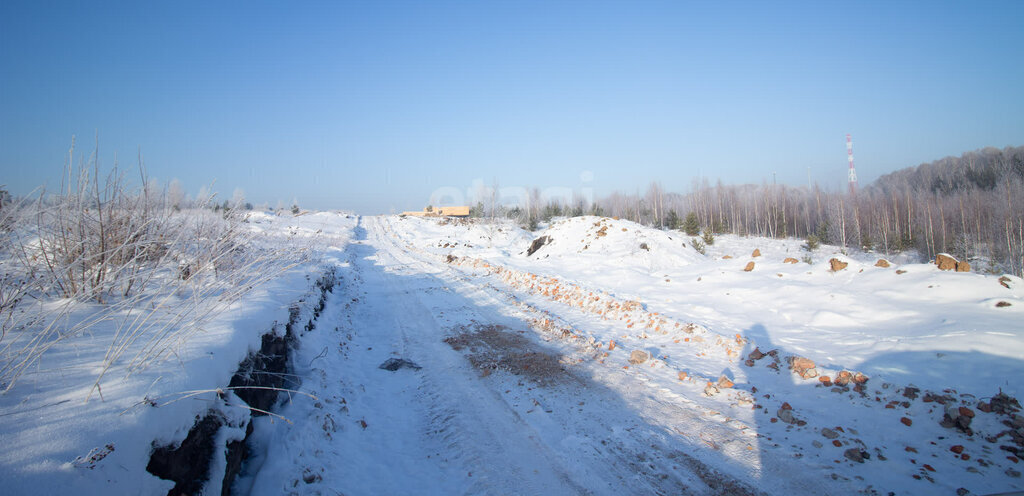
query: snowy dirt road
[{"left": 237, "top": 217, "right": 857, "bottom": 496}]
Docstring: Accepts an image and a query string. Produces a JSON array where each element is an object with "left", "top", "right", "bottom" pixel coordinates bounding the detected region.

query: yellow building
[{"left": 400, "top": 206, "right": 471, "bottom": 218}]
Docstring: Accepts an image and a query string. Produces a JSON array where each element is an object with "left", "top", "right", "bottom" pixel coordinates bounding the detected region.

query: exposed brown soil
[{"left": 445, "top": 324, "right": 571, "bottom": 385}]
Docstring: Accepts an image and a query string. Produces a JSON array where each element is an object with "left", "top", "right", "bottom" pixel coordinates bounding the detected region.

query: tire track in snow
[
  {"left": 367, "top": 216, "right": 776, "bottom": 496},
  {"left": 372, "top": 216, "right": 864, "bottom": 495},
  {"left": 361, "top": 216, "right": 591, "bottom": 495}
]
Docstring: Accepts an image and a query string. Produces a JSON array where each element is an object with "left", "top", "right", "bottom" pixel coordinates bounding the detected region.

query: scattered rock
[
  {"left": 844, "top": 448, "right": 866, "bottom": 463},
  {"left": 722, "top": 255, "right": 733, "bottom": 259},
  {"left": 896, "top": 269, "right": 907, "bottom": 274},
  {"left": 608, "top": 340, "right": 616, "bottom": 351},
  {"left": 821, "top": 428, "right": 840, "bottom": 439},
  {"left": 936, "top": 253, "right": 969, "bottom": 271},
  {"left": 526, "top": 236, "right": 552, "bottom": 256},
  {"left": 812, "top": 440, "right": 823, "bottom": 449},
  {"left": 639, "top": 242, "right": 649, "bottom": 251},
  {"left": 832, "top": 440, "right": 843, "bottom": 447},
  {"left": 922, "top": 392, "right": 944, "bottom": 404},
  {"left": 677, "top": 371, "right": 688, "bottom": 381},
  {"left": 875, "top": 259, "right": 891, "bottom": 268},
  {"left": 901, "top": 417, "right": 913, "bottom": 426},
  {"left": 783, "top": 257, "right": 799, "bottom": 264},
  {"left": 835, "top": 371, "right": 853, "bottom": 386},
  {"left": 1013, "top": 415, "right": 1024, "bottom": 428},
  {"left": 752, "top": 249, "right": 762, "bottom": 257},
  {"left": 936, "top": 253, "right": 958, "bottom": 270},
  {"left": 996, "top": 301, "right": 1012, "bottom": 308},
  {"left": 778, "top": 408, "right": 796, "bottom": 424},
  {"left": 748, "top": 348, "right": 765, "bottom": 360},
  {"left": 717, "top": 375, "right": 734, "bottom": 389},
  {"left": 903, "top": 386, "right": 920, "bottom": 399},
  {"left": 788, "top": 356, "right": 817, "bottom": 379},
  {"left": 379, "top": 358, "right": 422, "bottom": 371},
  {"left": 951, "top": 445, "right": 965, "bottom": 454},
  {"left": 990, "top": 392, "right": 1022, "bottom": 414},
  {"left": 743, "top": 261, "right": 755, "bottom": 272},
  {"left": 302, "top": 468, "right": 322, "bottom": 484},
  {"left": 628, "top": 350, "right": 650, "bottom": 365},
  {"left": 704, "top": 381, "right": 720, "bottom": 396},
  {"left": 829, "top": 258, "right": 848, "bottom": 272},
  {"left": 942, "top": 404, "right": 974, "bottom": 434},
  {"left": 1000, "top": 276, "right": 1013, "bottom": 289}
]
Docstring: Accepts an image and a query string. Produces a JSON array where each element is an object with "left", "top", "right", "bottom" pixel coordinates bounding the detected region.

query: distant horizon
[
  {"left": 3, "top": 1, "right": 1022, "bottom": 214},
  {"left": 6, "top": 139, "right": 1023, "bottom": 216}
]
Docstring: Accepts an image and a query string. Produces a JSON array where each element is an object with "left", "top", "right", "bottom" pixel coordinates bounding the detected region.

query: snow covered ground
[
  {"left": 0, "top": 210, "right": 357, "bottom": 494},
  {"left": 2, "top": 212, "right": 1023, "bottom": 495},
  {"left": 378, "top": 214, "right": 1024, "bottom": 494}
]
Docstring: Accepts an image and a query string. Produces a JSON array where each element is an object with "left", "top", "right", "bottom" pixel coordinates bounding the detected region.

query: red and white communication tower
[{"left": 846, "top": 133, "right": 858, "bottom": 195}]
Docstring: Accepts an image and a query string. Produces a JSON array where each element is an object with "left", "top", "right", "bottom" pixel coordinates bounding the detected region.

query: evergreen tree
[
  {"left": 665, "top": 210, "right": 680, "bottom": 230},
  {"left": 682, "top": 212, "right": 700, "bottom": 235},
  {"left": 470, "top": 201, "right": 485, "bottom": 218},
  {"left": 570, "top": 200, "right": 584, "bottom": 217}
]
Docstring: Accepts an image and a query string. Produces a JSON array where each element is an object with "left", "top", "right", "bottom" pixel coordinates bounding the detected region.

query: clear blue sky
[{"left": 2, "top": 1, "right": 1022, "bottom": 213}]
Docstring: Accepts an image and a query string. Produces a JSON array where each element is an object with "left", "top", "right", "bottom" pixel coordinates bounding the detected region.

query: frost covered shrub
[
  {"left": 25, "top": 165, "right": 175, "bottom": 301},
  {"left": 0, "top": 152, "right": 311, "bottom": 393}
]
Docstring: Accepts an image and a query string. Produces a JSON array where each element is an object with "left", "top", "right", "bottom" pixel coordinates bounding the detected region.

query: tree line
[{"left": 476, "top": 145, "right": 1024, "bottom": 276}]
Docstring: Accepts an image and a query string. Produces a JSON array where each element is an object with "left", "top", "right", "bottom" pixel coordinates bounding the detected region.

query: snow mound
[
  {"left": 390, "top": 216, "right": 533, "bottom": 258},
  {"left": 521, "top": 216, "right": 705, "bottom": 270}
]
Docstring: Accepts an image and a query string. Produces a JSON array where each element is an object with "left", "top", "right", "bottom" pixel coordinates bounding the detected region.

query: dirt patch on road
[{"left": 444, "top": 324, "right": 570, "bottom": 385}]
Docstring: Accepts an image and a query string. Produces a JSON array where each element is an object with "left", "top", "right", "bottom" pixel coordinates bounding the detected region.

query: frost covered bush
[{"left": 0, "top": 155, "right": 310, "bottom": 393}]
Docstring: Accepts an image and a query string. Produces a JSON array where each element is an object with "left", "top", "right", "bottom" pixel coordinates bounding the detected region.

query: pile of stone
[{"left": 935, "top": 253, "right": 971, "bottom": 272}]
